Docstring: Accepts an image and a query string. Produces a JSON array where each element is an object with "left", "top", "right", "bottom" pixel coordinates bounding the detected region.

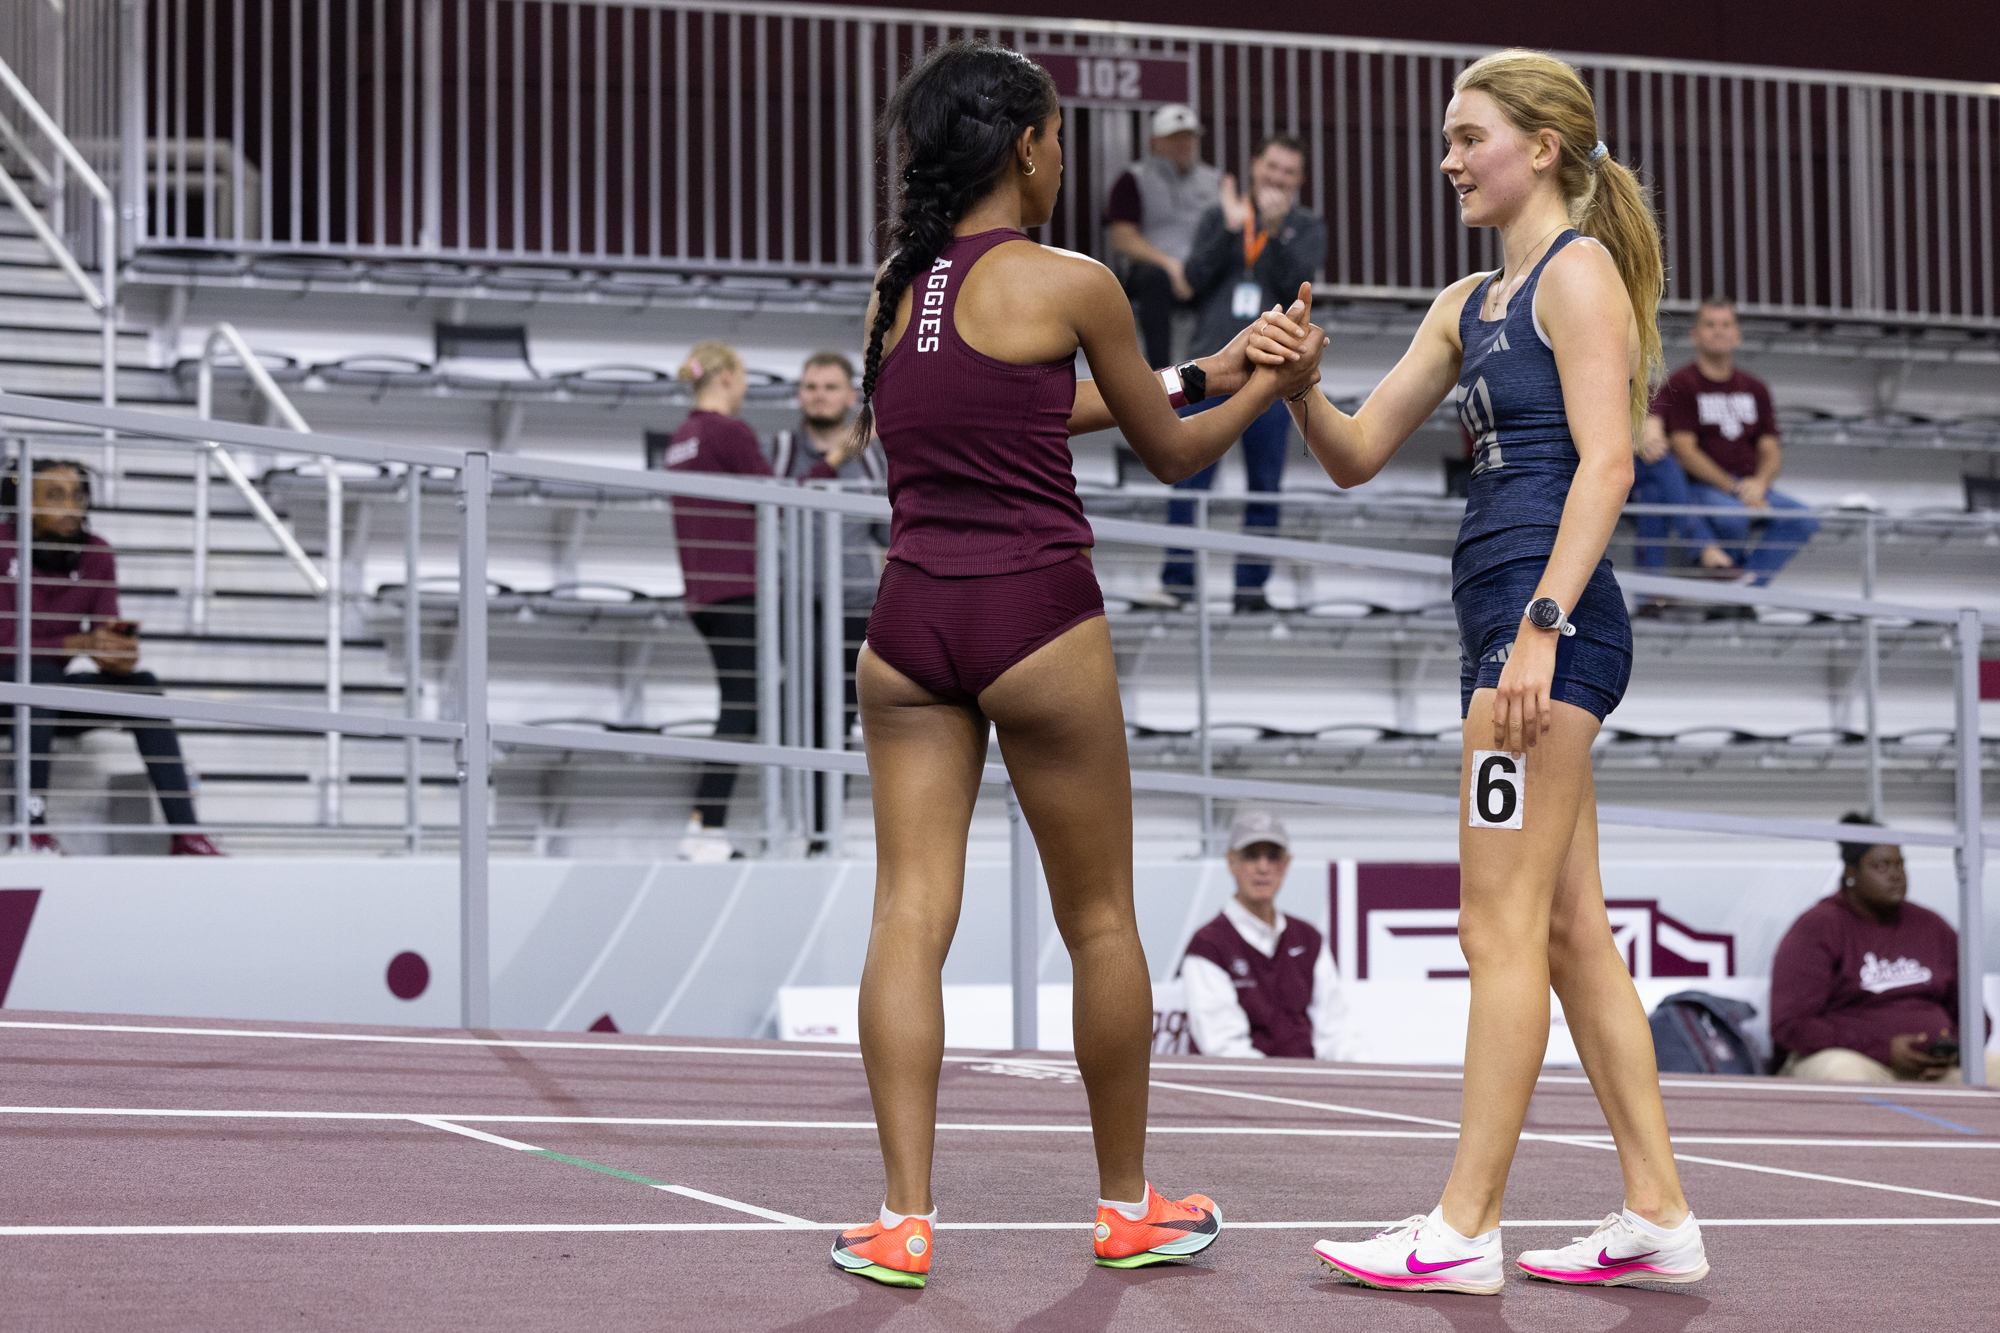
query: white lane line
[
  {"left": 1148, "top": 1078, "right": 1463, "bottom": 1130},
  {"left": 406, "top": 1116, "right": 817, "bottom": 1227},
  {"left": 6, "top": 1019, "right": 1996, "bottom": 1101},
  {"left": 6, "top": 1217, "right": 2000, "bottom": 1238},
  {"left": 409, "top": 1116, "right": 542, "bottom": 1152},
  {"left": 1540, "top": 1134, "right": 2000, "bottom": 1209},
  {"left": 4, "top": 1109, "right": 1993, "bottom": 1150}
]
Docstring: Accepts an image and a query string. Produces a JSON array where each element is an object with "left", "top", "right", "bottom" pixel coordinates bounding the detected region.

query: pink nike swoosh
[
  {"left": 1598, "top": 1247, "right": 1658, "bottom": 1267},
  {"left": 1405, "top": 1251, "right": 1478, "bottom": 1274}
]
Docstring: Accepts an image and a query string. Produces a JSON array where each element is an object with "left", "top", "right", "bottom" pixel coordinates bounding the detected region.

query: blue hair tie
[{"left": 1589, "top": 140, "right": 1609, "bottom": 165}]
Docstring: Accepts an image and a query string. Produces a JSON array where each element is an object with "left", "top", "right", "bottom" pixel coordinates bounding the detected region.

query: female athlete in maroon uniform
[{"left": 825, "top": 42, "right": 1324, "bottom": 1287}]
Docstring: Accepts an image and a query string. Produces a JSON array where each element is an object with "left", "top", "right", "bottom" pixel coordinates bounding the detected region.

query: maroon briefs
[{"left": 864, "top": 551, "right": 1105, "bottom": 704}]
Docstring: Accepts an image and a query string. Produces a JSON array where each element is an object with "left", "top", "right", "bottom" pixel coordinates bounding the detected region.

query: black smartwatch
[
  {"left": 1524, "top": 596, "right": 1576, "bottom": 636},
  {"left": 1173, "top": 360, "right": 1208, "bottom": 406}
]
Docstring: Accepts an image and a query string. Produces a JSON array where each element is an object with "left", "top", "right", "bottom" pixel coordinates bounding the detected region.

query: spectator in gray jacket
[
  {"left": 1103, "top": 104, "right": 1222, "bottom": 370},
  {"left": 767, "top": 351, "right": 883, "bottom": 848},
  {"left": 1165, "top": 135, "right": 1326, "bottom": 612}
]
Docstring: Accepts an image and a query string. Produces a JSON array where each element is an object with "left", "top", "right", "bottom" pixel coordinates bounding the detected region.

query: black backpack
[{"left": 1649, "top": 991, "right": 1761, "bottom": 1076}]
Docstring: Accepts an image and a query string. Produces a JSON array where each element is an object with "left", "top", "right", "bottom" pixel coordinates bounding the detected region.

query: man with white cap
[
  {"left": 1103, "top": 103, "right": 1222, "bottom": 369},
  {"left": 1177, "top": 810, "right": 1354, "bottom": 1060}
]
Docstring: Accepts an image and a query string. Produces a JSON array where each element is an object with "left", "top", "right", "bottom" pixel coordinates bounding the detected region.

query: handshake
[{"left": 1212, "top": 280, "right": 1325, "bottom": 407}]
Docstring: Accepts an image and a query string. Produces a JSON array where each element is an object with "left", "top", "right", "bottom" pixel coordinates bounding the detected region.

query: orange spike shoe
[
  {"left": 1092, "top": 1184, "right": 1222, "bottom": 1268},
  {"left": 830, "top": 1212, "right": 932, "bottom": 1288}
]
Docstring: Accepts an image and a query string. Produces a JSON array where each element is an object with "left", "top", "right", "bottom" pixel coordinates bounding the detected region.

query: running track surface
[{"left": 2, "top": 1011, "right": 1997, "bottom": 1331}]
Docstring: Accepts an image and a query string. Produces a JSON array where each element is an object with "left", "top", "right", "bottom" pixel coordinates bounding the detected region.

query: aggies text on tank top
[
  {"left": 869, "top": 228, "right": 1090, "bottom": 577},
  {"left": 1450, "top": 229, "right": 1594, "bottom": 586}
]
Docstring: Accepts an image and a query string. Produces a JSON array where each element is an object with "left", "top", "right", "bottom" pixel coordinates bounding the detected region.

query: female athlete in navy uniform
[{"left": 1272, "top": 50, "right": 1710, "bottom": 1293}]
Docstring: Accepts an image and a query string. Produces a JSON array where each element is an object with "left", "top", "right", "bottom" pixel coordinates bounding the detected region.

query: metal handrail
[
  {"left": 191, "top": 322, "right": 343, "bottom": 824},
  {"left": 0, "top": 54, "right": 119, "bottom": 499},
  {"left": 0, "top": 388, "right": 1982, "bottom": 1080}
]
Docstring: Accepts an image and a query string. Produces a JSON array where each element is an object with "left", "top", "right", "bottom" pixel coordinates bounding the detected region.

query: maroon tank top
[{"left": 870, "top": 228, "right": 1090, "bottom": 576}]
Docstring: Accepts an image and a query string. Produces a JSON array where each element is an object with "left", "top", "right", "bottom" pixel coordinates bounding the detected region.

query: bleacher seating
[{"left": 1, "top": 159, "right": 1995, "bottom": 854}]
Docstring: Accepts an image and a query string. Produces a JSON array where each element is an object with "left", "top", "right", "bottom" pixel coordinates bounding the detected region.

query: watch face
[{"left": 1528, "top": 598, "right": 1560, "bottom": 628}]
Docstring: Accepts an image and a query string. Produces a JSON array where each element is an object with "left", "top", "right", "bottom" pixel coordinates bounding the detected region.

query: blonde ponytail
[{"left": 1455, "top": 49, "right": 1666, "bottom": 434}]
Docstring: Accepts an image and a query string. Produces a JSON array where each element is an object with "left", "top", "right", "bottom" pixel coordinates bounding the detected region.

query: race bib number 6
[{"left": 1468, "top": 750, "right": 1524, "bottom": 830}]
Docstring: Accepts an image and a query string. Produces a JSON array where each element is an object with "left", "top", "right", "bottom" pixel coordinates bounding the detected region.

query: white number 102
[{"left": 1078, "top": 58, "right": 1142, "bottom": 100}]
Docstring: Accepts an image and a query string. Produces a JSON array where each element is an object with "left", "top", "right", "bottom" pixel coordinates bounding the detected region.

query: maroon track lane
[{"left": 4, "top": 1013, "right": 1999, "bottom": 1330}]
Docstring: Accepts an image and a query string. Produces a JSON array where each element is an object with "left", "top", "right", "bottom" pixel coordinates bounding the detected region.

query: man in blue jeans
[
  {"left": 1164, "top": 134, "right": 1325, "bottom": 612},
  {"left": 1654, "top": 299, "right": 1819, "bottom": 607}
]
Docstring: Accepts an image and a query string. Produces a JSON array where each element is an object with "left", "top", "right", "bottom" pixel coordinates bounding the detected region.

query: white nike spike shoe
[
  {"left": 1313, "top": 1206, "right": 1503, "bottom": 1295},
  {"left": 1516, "top": 1210, "right": 1709, "bottom": 1286}
]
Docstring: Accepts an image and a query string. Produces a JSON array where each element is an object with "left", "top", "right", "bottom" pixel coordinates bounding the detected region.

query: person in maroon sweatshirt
[
  {"left": 1772, "top": 814, "right": 1992, "bottom": 1083},
  {"left": 0, "top": 459, "right": 221, "bottom": 855},
  {"left": 663, "top": 341, "right": 774, "bottom": 859}
]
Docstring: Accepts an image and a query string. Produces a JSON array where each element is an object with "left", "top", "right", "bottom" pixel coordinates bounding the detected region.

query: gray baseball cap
[
  {"left": 1150, "top": 104, "right": 1201, "bottom": 138},
  {"left": 1227, "top": 809, "right": 1290, "bottom": 853}
]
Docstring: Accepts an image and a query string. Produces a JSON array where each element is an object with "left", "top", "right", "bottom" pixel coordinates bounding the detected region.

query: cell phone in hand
[
  {"left": 1926, "top": 1037, "right": 1959, "bottom": 1061},
  {"left": 106, "top": 620, "right": 138, "bottom": 637}
]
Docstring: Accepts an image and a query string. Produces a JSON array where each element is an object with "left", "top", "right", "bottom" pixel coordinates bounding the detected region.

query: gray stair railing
[
  {"left": 192, "top": 321, "right": 344, "bottom": 825},
  {"left": 0, "top": 54, "right": 118, "bottom": 499}
]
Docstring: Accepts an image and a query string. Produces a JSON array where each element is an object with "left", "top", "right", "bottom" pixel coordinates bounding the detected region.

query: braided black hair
[{"left": 847, "top": 42, "right": 1058, "bottom": 452}]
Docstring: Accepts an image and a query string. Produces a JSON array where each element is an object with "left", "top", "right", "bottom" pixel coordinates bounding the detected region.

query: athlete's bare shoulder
[
  {"left": 1419, "top": 270, "right": 1488, "bottom": 351},
  {"left": 1539, "top": 234, "right": 1623, "bottom": 301}
]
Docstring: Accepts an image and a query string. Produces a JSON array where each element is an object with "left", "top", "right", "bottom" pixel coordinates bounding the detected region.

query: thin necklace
[{"left": 1487, "top": 221, "right": 1566, "bottom": 317}]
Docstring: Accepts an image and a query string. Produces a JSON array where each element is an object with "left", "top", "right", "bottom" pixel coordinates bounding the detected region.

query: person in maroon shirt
[
  {"left": 1, "top": 459, "right": 220, "bottom": 854},
  {"left": 1654, "top": 299, "right": 1819, "bottom": 596},
  {"left": 1773, "top": 814, "right": 1993, "bottom": 1083},
  {"left": 663, "top": 341, "right": 774, "bottom": 859}
]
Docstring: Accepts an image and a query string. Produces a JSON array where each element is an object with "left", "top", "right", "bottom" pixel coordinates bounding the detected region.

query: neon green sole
[
  {"left": 837, "top": 1261, "right": 926, "bottom": 1288},
  {"left": 1093, "top": 1251, "right": 1179, "bottom": 1269}
]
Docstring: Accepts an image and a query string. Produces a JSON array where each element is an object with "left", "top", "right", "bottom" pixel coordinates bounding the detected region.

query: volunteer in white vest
[{"left": 1103, "top": 103, "right": 1223, "bottom": 370}]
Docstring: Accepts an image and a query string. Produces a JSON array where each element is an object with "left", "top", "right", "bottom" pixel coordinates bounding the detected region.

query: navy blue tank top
[{"left": 1451, "top": 229, "right": 1588, "bottom": 587}]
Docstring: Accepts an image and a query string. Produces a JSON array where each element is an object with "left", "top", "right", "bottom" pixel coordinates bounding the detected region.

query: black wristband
[{"left": 1174, "top": 360, "right": 1207, "bottom": 406}]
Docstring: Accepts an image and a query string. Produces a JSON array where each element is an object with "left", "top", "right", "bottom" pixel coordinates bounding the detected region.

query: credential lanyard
[{"left": 1242, "top": 214, "right": 1269, "bottom": 273}]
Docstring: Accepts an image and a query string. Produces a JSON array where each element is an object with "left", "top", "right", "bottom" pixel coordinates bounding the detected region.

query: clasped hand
[{"left": 1207, "top": 281, "right": 1325, "bottom": 404}]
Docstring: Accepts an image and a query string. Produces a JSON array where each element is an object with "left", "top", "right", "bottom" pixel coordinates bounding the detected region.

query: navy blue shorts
[{"left": 1455, "top": 556, "right": 1632, "bottom": 720}]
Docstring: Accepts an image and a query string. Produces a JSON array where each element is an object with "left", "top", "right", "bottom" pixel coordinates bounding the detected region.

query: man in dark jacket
[
  {"left": 1164, "top": 134, "right": 1326, "bottom": 612},
  {"left": 0, "top": 459, "right": 220, "bottom": 854},
  {"left": 1772, "top": 815, "right": 1993, "bottom": 1082}
]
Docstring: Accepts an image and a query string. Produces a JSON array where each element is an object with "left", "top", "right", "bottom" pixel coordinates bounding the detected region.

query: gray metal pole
[
  {"left": 323, "top": 459, "right": 343, "bottom": 825},
  {"left": 784, "top": 504, "right": 806, "bottom": 848},
  {"left": 819, "top": 505, "right": 844, "bottom": 854},
  {"left": 757, "top": 501, "right": 780, "bottom": 856},
  {"left": 192, "top": 361, "right": 211, "bottom": 635},
  {"left": 13, "top": 437, "right": 30, "bottom": 851},
  {"left": 418, "top": 0, "right": 443, "bottom": 252},
  {"left": 1007, "top": 783, "right": 1039, "bottom": 1051},
  {"left": 405, "top": 464, "right": 423, "bottom": 854},
  {"left": 1195, "top": 495, "right": 1214, "bottom": 853},
  {"left": 1863, "top": 515, "right": 1882, "bottom": 820},
  {"left": 457, "top": 451, "right": 491, "bottom": 1028},
  {"left": 1953, "top": 607, "right": 1986, "bottom": 1086},
  {"left": 120, "top": 0, "right": 146, "bottom": 258}
]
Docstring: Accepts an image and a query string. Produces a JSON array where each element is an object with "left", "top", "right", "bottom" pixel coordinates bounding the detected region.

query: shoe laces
[
  {"left": 1567, "top": 1213, "right": 1625, "bottom": 1247},
  {"left": 1372, "top": 1215, "right": 1429, "bottom": 1243}
]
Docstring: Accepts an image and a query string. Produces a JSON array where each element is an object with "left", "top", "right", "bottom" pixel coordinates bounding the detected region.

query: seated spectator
[
  {"left": 767, "top": 351, "right": 885, "bottom": 848},
  {"left": 1771, "top": 814, "right": 1994, "bottom": 1083},
  {"left": 665, "top": 341, "right": 773, "bottom": 862},
  {"left": 1178, "top": 810, "right": 1353, "bottom": 1060},
  {"left": 1104, "top": 104, "right": 1221, "bottom": 370},
  {"left": 0, "top": 459, "right": 221, "bottom": 855},
  {"left": 1655, "top": 298, "right": 1819, "bottom": 603},
  {"left": 1630, "top": 409, "right": 1732, "bottom": 583}
]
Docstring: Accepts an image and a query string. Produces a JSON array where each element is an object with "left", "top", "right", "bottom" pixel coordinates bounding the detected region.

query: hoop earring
[{"left": 1022, "top": 160, "right": 1036, "bottom": 176}]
